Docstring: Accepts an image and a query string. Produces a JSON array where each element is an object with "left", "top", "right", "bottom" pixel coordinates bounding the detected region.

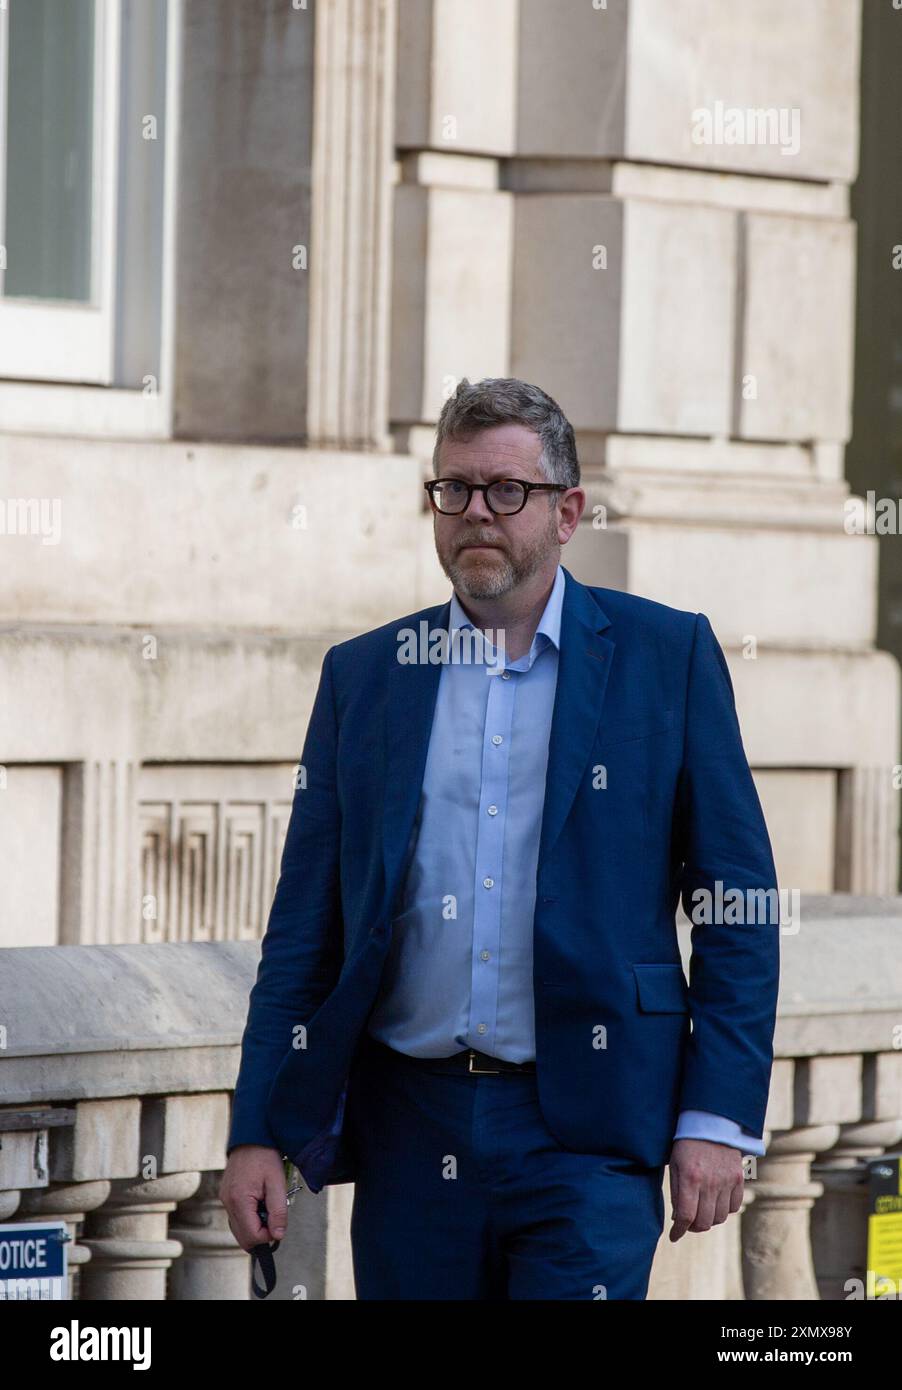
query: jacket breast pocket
[{"left": 632, "top": 962, "right": 689, "bottom": 1013}]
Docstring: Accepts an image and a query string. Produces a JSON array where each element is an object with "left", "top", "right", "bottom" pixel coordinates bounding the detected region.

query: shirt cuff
[{"left": 674, "top": 1108, "right": 766, "bottom": 1156}]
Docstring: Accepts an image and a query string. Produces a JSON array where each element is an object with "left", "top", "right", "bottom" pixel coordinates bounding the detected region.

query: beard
[{"left": 438, "top": 508, "right": 559, "bottom": 600}]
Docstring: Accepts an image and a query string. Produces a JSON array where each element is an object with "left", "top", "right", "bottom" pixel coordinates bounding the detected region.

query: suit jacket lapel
[
  {"left": 537, "top": 570, "right": 613, "bottom": 866},
  {"left": 381, "top": 601, "right": 450, "bottom": 914}
]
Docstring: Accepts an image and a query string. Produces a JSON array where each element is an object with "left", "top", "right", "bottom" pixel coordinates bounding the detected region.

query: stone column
[
  {"left": 17, "top": 1180, "right": 111, "bottom": 1300},
  {"left": 306, "top": 0, "right": 397, "bottom": 451},
  {"left": 728, "top": 1183, "right": 757, "bottom": 1302},
  {"left": 168, "top": 1170, "right": 250, "bottom": 1300},
  {"left": 79, "top": 1171, "right": 200, "bottom": 1300},
  {"left": 325, "top": 1181, "right": 356, "bottom": 1300},
  {"left": 742, "top": 1125, "right": 839, "bottom": 1300},
  {"left": 835, "top": 765, "right": 901, "bottom": 893}
]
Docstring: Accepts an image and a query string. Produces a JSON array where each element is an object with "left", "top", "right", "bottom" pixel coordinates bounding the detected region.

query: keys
[{"left": 257, "top": 1160, "right": 303, "bottom": 1232}]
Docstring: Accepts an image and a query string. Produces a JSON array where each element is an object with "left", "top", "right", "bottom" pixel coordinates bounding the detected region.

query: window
[
  {"left": 0, "top": 0, "right": 121, "bottom": 381},
  {"left": 0, "top": 0, "right": 167, "bottom": 390}
]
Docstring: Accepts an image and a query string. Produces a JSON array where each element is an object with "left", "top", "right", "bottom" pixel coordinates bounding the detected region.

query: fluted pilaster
[{"left": 306, "top": 0, "right": 397, "bottom": 450}]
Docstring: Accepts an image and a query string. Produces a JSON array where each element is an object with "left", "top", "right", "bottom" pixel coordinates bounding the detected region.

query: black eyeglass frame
[{"left": 424, "top": 477, "right": 569, "bottom": 516}]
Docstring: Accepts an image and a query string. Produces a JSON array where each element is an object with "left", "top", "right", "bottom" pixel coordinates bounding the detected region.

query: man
[{"left": 220, "top": 377, "right": 780, "bottom": 1300}]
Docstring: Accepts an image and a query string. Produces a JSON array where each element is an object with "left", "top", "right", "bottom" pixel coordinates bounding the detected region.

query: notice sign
[
  {"left": 867, "top": 1153, "right": 902, "bottom": 1297},
  {"left": 0, "top": 1222, "right": 68, "bottom": 1299}
]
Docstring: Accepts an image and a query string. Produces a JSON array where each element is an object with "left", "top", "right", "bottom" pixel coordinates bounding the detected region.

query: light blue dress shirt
[{"left": 368, "top": 562, "right": 765, "bottom": 1157}]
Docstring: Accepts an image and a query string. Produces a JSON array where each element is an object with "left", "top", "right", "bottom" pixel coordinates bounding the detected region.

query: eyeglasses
[{"left": 424, "top": 477, "right": 567, "bottom": 516}]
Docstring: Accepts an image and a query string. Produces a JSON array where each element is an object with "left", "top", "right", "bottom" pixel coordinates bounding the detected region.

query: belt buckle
[{"left": 468, "top": 1049, "right": 500, "bottom": 1074}]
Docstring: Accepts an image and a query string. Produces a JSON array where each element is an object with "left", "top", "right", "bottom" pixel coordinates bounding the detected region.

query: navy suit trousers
[{"left": 344, "top": 1033, "right": 666, "bottom": 1300}]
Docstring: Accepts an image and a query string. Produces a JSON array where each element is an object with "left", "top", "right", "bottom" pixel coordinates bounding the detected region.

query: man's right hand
[{"left": 219, "top": 1145, "right": 288, "bottom": 1252}]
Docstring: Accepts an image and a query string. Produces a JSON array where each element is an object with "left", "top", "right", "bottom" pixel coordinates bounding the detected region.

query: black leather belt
[{"left": 369, "top": 1038, "right": 536, "bottom": 1074}]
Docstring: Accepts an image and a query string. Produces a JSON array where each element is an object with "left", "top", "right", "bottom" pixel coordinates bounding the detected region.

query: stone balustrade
[{"left": 1, "top": 895, "right": 900, "bottom": 1300}]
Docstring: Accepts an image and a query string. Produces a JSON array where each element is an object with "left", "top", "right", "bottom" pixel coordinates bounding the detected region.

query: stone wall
[{"left": 2, "top": 897, "right": 900, "bottom": 1299}]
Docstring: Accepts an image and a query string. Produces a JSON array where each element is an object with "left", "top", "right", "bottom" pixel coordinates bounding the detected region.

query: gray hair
[{"left": 432, "top": 377, "right": 580, "bottom": 492}]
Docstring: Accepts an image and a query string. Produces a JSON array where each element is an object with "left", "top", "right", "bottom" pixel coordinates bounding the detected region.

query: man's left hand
[{"left": 667, "top": 1138, "right": 745, "bottom": 1241}]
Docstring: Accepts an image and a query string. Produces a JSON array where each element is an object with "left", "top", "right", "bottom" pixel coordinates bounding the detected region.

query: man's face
[{"left": 432, "top": 423, "right": 568, "bottom": 600}]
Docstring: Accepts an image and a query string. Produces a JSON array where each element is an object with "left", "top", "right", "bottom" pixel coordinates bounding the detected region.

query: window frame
[{"left": 0, "top": 0, "right": 121, "bottom": 384}]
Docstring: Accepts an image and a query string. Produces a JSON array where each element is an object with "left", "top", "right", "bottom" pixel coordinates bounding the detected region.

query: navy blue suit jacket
[{"left": 227, "top": 565, "right": 780, "bottom": 1191}]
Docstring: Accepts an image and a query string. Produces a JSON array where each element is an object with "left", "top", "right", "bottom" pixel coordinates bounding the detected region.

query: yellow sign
[{"left": 867, "top": 1155, "right": 902, "bottom": 1295}]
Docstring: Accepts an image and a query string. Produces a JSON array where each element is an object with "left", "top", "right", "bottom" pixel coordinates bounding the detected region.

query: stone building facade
[{"left": 2, "top": 0, "right": 901, "bottom": 1301}]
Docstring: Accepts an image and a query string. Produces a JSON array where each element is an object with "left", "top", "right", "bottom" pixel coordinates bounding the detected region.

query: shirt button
[
  {"left": 483, "top": 877, "right": 494, "bottom": 888},
  {"left": 501, "top": 671, "right": 511, "bottom": 679},
  {"left": 491, "top": 735, "right": 503, "bottom": 745},
  {"left": 477, "top": 1023, "right": 488, "bottom": 1035},
  {"left": 480, "top": 950, "right": 490, "bottom": 961},
  {"left": 487, "top": 805, "right": 498, "bottom": 815}
]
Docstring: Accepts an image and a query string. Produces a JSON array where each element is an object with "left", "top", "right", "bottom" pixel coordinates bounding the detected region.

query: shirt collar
[{"left": 448, "top": 562, "right": 566, "bottom": 669}]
